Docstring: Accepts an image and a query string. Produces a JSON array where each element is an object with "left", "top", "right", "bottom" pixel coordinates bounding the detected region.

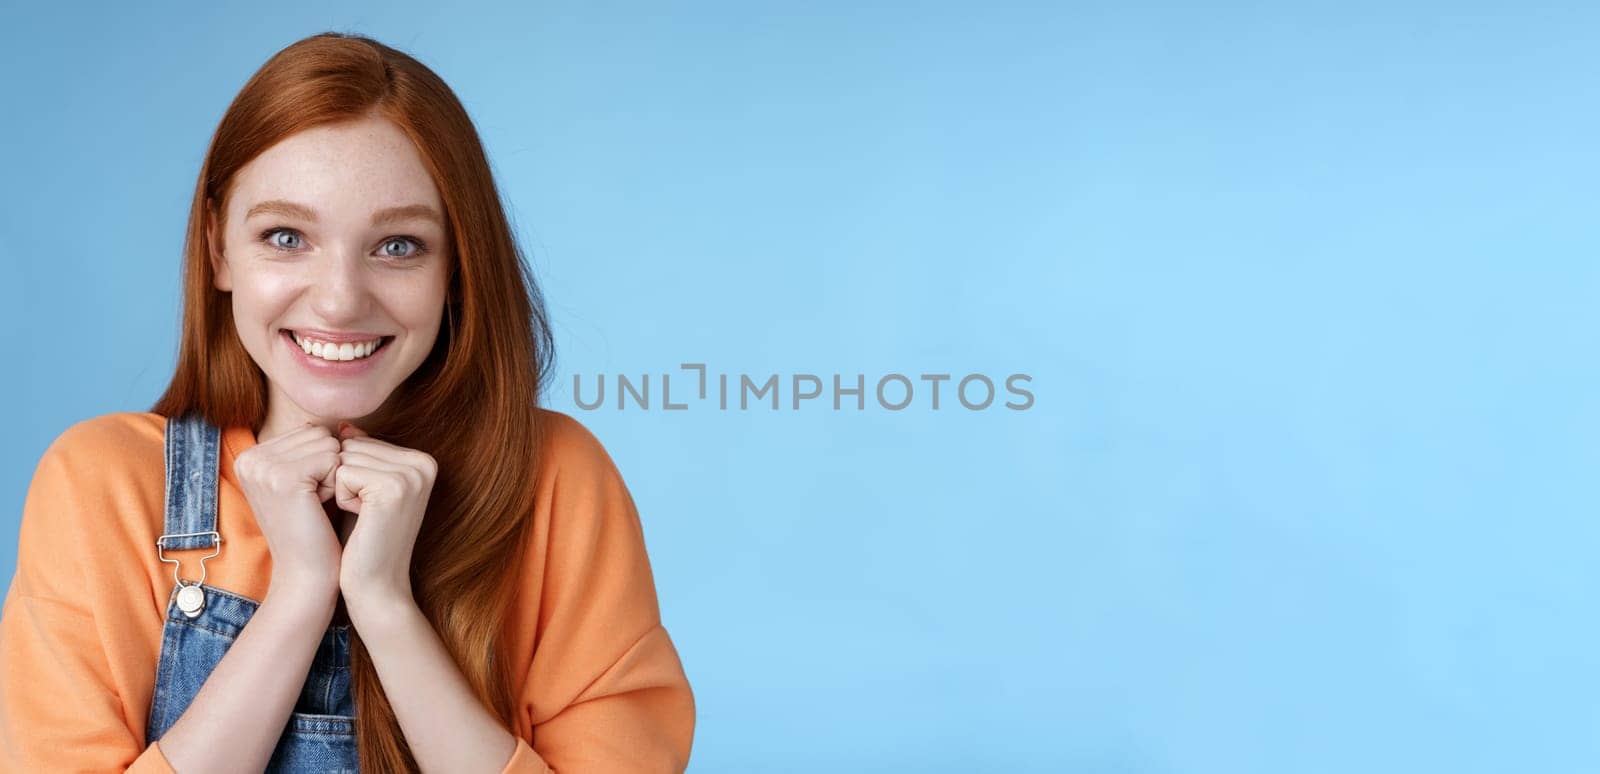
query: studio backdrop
[{"left": 2, "top": 2, "right": 1595, "bottom": 772}]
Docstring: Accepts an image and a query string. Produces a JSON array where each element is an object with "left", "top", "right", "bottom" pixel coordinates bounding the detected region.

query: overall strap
[{"left": 158, "top": 411, "right": 223, "bottom": 552}]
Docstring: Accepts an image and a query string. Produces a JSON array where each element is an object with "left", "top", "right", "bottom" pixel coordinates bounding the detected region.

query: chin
[{"left": 287, "top": 388, "right": 388, "bottom": 422}]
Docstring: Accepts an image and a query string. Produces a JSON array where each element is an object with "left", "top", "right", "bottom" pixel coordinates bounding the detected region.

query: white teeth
[{"left": 291, "top": 331, "right": 382, "bottom": 361}]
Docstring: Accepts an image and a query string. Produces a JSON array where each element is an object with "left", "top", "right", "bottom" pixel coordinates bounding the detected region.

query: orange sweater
[{"left": 0, "top": 409, "right": 694, "bottom": 772}]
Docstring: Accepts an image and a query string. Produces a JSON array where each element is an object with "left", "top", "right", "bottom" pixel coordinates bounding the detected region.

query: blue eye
[
  {"left": 260, "top": 228, "right": 303, "bottom": 251},
  {"left": 380, "top": 237, "right": 426, "bottom": 259}
]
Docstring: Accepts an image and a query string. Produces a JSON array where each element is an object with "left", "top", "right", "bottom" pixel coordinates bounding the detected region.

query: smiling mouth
[{"left": 280, "top": 330, "right": 395, "bottom": 361}]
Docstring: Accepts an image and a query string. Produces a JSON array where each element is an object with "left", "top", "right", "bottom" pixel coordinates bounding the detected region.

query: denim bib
[{"left": 145, "top": 411, "right": 359, "bottom": 772}]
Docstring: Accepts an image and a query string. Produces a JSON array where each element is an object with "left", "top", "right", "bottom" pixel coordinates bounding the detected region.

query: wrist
[
  {"left": 338, "top": 569, "right": 412, "bottom": 612},
  {"left": 344, "top": 587, "right": 417, "bottom": 633},
  {"left": 268, "top": 571, "right": 340, "bottom": 610}
]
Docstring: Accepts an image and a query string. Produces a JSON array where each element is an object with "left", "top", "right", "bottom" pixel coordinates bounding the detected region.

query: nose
[{"left": 307, "top": 247, "right": 373, "bottom": 324}]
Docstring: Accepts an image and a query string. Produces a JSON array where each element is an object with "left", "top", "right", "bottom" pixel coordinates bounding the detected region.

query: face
[{"left": 210, "top": 114, "right": 451, "bottom": 441}]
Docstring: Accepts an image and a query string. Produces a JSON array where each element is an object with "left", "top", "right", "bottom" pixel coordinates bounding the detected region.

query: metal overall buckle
[{"left": 155, "top": 531, "right": 223, "bottom": 618}]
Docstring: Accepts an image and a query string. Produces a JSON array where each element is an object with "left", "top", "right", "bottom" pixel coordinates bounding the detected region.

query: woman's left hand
[{"left": 333, "top": 422, "right": 436, "bottom": 608}]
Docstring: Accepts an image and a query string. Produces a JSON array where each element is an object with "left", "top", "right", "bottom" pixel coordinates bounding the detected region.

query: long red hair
[{"left": 150, "top": 31, "right": 555, "bottom": 771}]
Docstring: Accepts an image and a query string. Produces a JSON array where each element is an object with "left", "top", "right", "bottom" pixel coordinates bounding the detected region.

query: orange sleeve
[
  {"left": 0, "top": 422, "right": 174, "bottom": 773},
  {"left": 505, "top": 415, "right": 696, "bottom": 773}
]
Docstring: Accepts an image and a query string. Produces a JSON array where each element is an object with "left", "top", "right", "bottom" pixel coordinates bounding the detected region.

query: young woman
[{"left": 0, "top": 32, "right": 694, "bottom": 772}]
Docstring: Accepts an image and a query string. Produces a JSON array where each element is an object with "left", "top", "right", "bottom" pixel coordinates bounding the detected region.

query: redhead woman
[{"left": 0, "top": 32, "right": 694, "bottom": 772}]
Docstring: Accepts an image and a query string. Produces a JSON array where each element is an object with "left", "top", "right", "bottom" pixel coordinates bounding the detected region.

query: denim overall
[{"left": 145, "top": 411, "right": 360, "bottom": 772}]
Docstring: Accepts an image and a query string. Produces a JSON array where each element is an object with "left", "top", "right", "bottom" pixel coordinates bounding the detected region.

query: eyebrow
[{"left": 244, "top": 199, "right": 444, "bottom": 228}]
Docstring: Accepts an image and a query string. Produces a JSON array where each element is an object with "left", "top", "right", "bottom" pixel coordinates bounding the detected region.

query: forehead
[{"left": 227, "top": 116, "right": 442, "bottom": 219}]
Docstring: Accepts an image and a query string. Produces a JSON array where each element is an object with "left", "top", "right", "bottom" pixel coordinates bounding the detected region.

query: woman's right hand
[{"left": 232, "top": 423, "right": 344, "bottom": 593}]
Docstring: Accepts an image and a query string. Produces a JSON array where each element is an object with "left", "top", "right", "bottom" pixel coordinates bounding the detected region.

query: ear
[{"left": 206, "top": 198, "right": 232, "bottom": 292}]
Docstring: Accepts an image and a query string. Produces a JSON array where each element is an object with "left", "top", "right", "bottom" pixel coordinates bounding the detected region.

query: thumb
[
  {"left": 338, "top": 421, "right": 370, "bottom": 440},
  {"left": 334, "top": 463, "right": 366, "bottom": 514}
]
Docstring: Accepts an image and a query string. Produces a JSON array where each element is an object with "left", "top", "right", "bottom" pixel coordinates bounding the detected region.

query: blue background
[{"left": 3, "top": 2, "right": 1596, "bottom": 771}]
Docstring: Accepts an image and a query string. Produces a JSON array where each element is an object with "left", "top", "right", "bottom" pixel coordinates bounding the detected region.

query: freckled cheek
[
  {"left": 228, "top": 271, "right": 308, "bottom": 324},
  {"left": 384, "top": 277, "right": 449, "bottom": 327},
  {"left": 239, "top": 273, "right": 305, "bottom": 305}
]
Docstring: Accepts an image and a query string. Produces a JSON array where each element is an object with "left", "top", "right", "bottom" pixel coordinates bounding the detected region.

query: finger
[
  {"left": 304, "top": 449, "right": 341, "bottom": 501},
  {"left": 271, "top": 432, "right": 340, "bottom": 464},
  {"left": 338, "top": 438, "right": 430, "bottom": 473},
  {"left": 337, "top": 449, "right": 411, "bottom": 474},
  {"left": 334, "top": 470, "right": 360, "bottom": 513},
  {"left": 336, "top": 436, "right": 400, "bottom": 458},
  {"left": 266, "top": 423, "right": 336, "bottom": 450},
  {"left": 338, "top": 422, "right": 371, "bottom": 441},
  {"left": 334, "top": 462, "right": 379, "bottom": 514},
  {"left": 315, "top": 447, "right": 339, "bottom": 502},
  {"left": 340, "top": 451, "right": 432, "bottom": 496}
]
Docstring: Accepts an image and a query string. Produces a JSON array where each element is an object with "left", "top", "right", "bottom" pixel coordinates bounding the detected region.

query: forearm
[
  {"left": 156, "top": 574, "right": 337, "bottom": 773},
  {"left": 348, "top": 593, "right": 517, "bottom": 773}
]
